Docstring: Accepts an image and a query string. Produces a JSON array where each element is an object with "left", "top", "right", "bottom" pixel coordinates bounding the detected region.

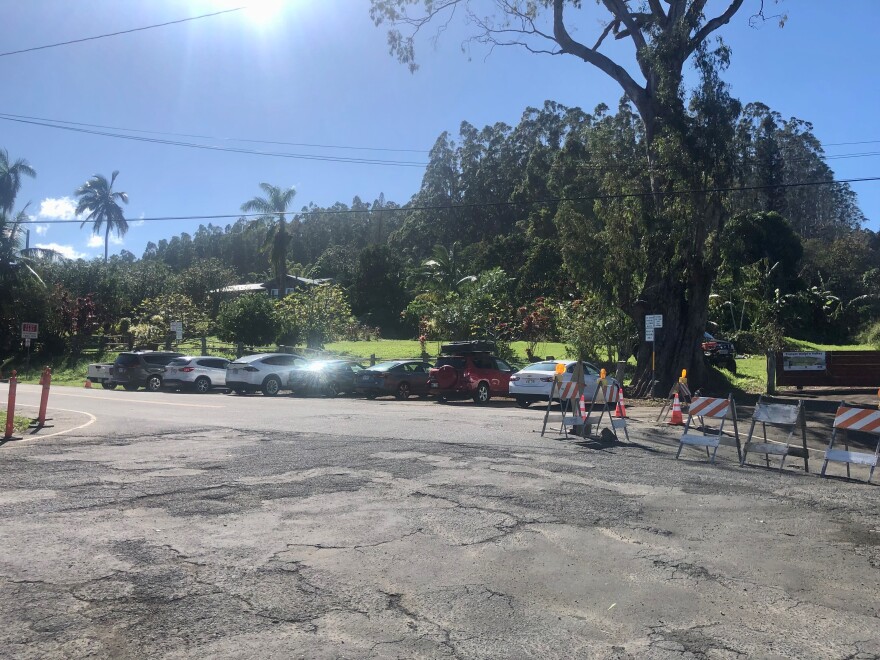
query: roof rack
[{"left": 439, "top": 340, "right": 497, "bottom": 355}]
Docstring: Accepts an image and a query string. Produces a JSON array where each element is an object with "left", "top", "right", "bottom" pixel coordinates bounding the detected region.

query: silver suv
[
  {"left": 226, "top": 353, "right": 307, "bottom": 396},
  {"left": 163, "top": 356, "right": 230, "bottom": 393}
]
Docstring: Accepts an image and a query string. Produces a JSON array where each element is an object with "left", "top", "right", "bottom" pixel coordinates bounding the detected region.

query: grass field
[{"left": 323, "top": 340, "right": 571, "bottom": 363}]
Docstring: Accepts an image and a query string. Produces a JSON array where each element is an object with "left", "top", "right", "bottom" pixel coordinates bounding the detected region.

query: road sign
[
  {"left": 645, "top": 314, "right": 663, "bottom": 330},
  {"left": 170, "top": 321, "right": 183, "bottom": 340},
  {"left": 646, "top": 327, "right": 655, "bottom": 342},
  {"left": 24, "top": 338, "right": 31, "bottom": 347},
  {"left": 21, "top": 322, "right": 38, "bottom": 339}
]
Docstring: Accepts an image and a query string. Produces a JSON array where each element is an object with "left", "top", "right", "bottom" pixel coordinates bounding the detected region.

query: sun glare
[{"left": 242, "top": 0, "right": 285, "bottom": 26}]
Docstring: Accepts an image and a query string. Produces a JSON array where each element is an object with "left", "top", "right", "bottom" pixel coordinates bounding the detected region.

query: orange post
[
  {"left": 4, "top": 370, "right": 18, "bottom": 439},
  {"left": 37, "top": 367, "right": 52, "bottom": 427}
]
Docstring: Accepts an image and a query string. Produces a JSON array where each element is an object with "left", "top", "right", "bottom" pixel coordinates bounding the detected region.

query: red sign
[{"left": 21, "top": 322, "right": 38, "bottom": 339}]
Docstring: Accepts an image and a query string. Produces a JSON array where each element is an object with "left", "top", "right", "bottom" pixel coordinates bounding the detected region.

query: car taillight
[
  {"left": 180, "top": 367, "right": 195, "bottom": 373},
  {"left": 540, "top": 376, "right": 554, "bottom": 382},
  {"left": 244, "top": 366, "right": 259, "bottom": 372},
  {"left": 510, "top": 375, "right": 519, "bottom": 381}
]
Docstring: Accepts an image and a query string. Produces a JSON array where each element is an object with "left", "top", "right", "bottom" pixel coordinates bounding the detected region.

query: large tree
[
  {"left": 241, "top": 183, "right": 297, "bottom": 296},
  {"left": 371, "top": 0, "right": 777, "bottom": 390},
  {"left": 75, "top": 170, "right": 129, "bottom": 263}
]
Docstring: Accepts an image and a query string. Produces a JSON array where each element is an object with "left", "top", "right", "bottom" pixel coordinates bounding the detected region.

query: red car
[
  {"left": 355, "top": 360, "right": 433, "bottom": 400},
  {"left": 427, "top": 341, "right": 515, "bottom": 404}
]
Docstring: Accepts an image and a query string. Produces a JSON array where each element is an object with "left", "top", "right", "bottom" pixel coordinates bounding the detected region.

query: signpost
[
  {"left": 170, "top": 321, "right": 183, "bottom": 341},
  {"left": 645, "top": 315, "right": 663, "bottom": 393},
  {"left": 21, "top": 323, "right": 38, "bottom": 376}
]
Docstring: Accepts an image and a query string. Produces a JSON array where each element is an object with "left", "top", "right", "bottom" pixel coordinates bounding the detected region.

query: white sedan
[{"left": 508, "top": 360, "right": 617, "bottom": 408}]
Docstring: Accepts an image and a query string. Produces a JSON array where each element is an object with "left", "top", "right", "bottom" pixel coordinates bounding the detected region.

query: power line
[
  {"left": 0, "top": 7, "right": 245, "bottom": 58},
  {"left": 20, "top": 176, "right": 880, "bottom": 225},
  {"left": 0, "top": 116, "right": 428, "bottom": 167},
  {"left": 0, "top": 111, "right": 430, "bottom": 154}
]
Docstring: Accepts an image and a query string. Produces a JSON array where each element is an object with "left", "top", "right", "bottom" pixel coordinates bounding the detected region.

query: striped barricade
[
  {"left": 540, "top": 378, "right": 583, "bottom": 439},
  {"left": 741, "top": 397, "right": 809, "bottom": 473},
  {"left": 676, "top": 395, "right": 742, "bottom": 464},
  {"left": 584, "top": 380, "right": 627, "bottom": 442},
  {"left": 821, "top": 404, "right": 880, "bottom": 483}
]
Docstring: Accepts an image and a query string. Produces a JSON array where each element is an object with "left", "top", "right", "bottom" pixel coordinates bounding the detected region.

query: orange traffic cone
[
  {"left": 668, "top": 392, "right": 684, "bottom": 426},
  {"left": 615, "top": 388, "right": 627, "bottom": 418},
  {"left": 84, "top": 380, "right": 92, "bottom": 389}
]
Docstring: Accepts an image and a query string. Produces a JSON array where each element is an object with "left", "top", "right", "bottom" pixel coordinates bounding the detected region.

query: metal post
[{"left": 4, "top": 370, "right": 18, "bottom": 439}]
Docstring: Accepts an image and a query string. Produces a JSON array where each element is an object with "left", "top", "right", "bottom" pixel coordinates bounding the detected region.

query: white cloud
[
  {"left": 35, "top": 243, "right": 86, "bottom": 260},
  {"left": 87, "top": 235, "right": 103, "bottom": 248},
  {"left": 38, "top": 197, "right": 78, "bottom": 220},
  {"left": 34, "top": 224, "right": 49, "bottom": 236}
]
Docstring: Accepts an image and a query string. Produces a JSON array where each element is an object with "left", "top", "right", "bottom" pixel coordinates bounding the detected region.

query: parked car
[
  {"left": 163, "top": 356, "right": 230, "bottom": 393},
  {"left": 288, "top": 359, "right": 365, "bottom": 397},
  {"left": 508, "top": 360, "right": 615, "bottom": 408},
  {"left": 226, "top": 353, "right": 307, "bottom": 396},
  {"left": 355, "top": 360, "right": 433, "bottom": 400},
  {"left": 109, "top": 351, "right": 184, "bottom": 392},
  {"left": 427, "top": 341, "right": 515, "bottom": 404},
  {"left": 86, "top": 362, "right": 115, "bottom": 389},
  {"left": 702, "top": 332, "right": 737, "bottom": 373}
]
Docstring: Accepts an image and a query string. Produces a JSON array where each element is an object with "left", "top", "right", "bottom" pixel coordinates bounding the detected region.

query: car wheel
[
  {"left": 146, "top": 375, "right": 163, "bottom": 392},
  {"left": 194, "top": 376, "right": 211, "bottom": 394},
  {"left": 262, "top": 376, "right": 281, "bottom": 397},
  {"left": 366, "top": 393, "right": 377, "bottom": 400},
  {"left": 515, "top": 396, "right": 531, "bottom": 408},
  {"left": 101, "top": 382, "right": 117, "bottom": 390},
  {"left": 473, "top": 382, "right": 490, "bottom": 404},
  {"left": 123, "top": 384, "right": 139, "bottom": 392},
  {"left": 396, "top": 382, "right": 411, "bottom": 400}
]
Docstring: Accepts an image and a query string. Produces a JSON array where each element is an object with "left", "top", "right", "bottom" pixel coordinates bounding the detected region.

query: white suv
[
  {"left": 226, "top": 353, "right": 307, "bottom": 396},
  {"left": 163, "top": 356, "right": 230, "bottom": 393}
]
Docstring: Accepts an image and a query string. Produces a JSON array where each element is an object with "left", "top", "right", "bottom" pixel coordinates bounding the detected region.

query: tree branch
[{"left": 688, "top": 0, "right": 745, "bottom": 56}]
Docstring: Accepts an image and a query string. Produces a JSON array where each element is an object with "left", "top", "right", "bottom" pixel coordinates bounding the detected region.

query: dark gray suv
[{"left": 110, "top": 351, "right": 184, "bottom": 392}]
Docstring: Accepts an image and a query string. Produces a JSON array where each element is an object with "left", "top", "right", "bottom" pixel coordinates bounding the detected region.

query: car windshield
[
  {"left": 370, "top": 361, "right": 404, "bottom": 372},
  {"left": 519, "top": 361, "right": 559, "bottom": 372},
  {"left": 435, "top": 357, "right": 466, "bottom": 369}
]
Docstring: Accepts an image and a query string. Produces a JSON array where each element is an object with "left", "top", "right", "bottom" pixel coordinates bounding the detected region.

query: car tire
[
  {"left": 515, "top": 396, "right": 531, "bottom": 408},
  {"left": 194, "top": 377, "right": 211, "bottom": 394},
  {"left": 365, "top": 393, "right": 377, "bottom": 400},
  {"left": 101, "top": 382, "right": 117, "bottom": 390},
  {"left": 396, "top": 382, "right": 411, "bottom": 400},
  {"left": 123, "top": 384, "right": 139, "bottom": 391},
  {"left": 262, "top": 376, "right": 281, "bottom": 397},
  {"left": 146, "top": 375, "right": 163, "bottom": 392},
  {"left": 473, "top": 382, "right": 490, "bottom": 404}
]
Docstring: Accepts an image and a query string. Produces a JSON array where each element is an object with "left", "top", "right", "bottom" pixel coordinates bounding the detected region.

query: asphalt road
[{"left": 1, "top": 384, "right": 879, "bottom": 659}]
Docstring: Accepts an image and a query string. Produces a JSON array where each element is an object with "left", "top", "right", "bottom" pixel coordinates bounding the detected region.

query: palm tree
[
  {"left": 74, "top": 171, "right": 129, "bottom": 263},
  {"left": 0, "top": 148, "right": 37, "bottom": 214},
  {"left": 0, "top": 204, "right": 60, "bottom": 286},
  {"left": 414, "top": 242, "right": 475, "bottom": 294},
  {"left": 241, "top": 183, "right": 296, "bottom": 296}
]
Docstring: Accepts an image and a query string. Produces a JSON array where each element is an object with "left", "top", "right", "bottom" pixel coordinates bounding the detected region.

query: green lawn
[
  {"left": 783, "top": 337, "right": 874, "bottom": 351},
  {"left": 322, "top": 340, "right": 571, "bottom": 363}
]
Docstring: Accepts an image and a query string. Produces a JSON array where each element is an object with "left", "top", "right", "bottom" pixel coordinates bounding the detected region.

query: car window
[
  {"left": 472, "top": 356, "right": 494, "bottom": 370},
  {"left": 168, "top": 357, "right": 191, "bottom": 367},
  {"left": 144, "top": 354, "right": 177, "bottom": 366},
  {"left": 583, "top": 362, "right": 600, "bottom": 376},
  {"left": 262, "top": 355, "right": 298, "bottom": 366},
  {"left": 520, "top": 361, "right": 557, "bottom": 372},
  {"left": 115, "top": 354, "right": 140, "bottom": 367},
  {"left": 390, "top": 364, "right": 406, "bottom": 373},
  {"left": 436, "top": 357, "right": 466, "bottom": 369},
  {"left": 494, "top": 359, "right": 513, "bottom": 372},
  {"left": 198, "top": 359, "right": 227, "bottom": 369},
  {"left": 409, "top": 363, "right": 429, "bottom": 373}
]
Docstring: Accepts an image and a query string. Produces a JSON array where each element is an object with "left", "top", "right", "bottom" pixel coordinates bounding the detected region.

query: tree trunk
[{"left": 104, "top": 224, "right": 109, "bottom": 263}]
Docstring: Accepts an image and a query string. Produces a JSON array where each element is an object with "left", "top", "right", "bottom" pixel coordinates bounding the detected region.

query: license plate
[
  {"left": 118, "top": 367, "right": 126, "bottom": 373},
  {"left": 361, "top": 375, "right": 370, "bottom": 381},
  {"left": 430, "top": 382, "right": 438, "bottom": 388},
  {"left": 525, "top": 378, "right": 534, "bottom": 384}
]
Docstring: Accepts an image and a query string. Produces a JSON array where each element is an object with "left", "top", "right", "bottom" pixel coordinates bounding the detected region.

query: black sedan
[
  {"left": 287, "top": 360, "right": 365, "bottom": 396},
  {"left": 355, "top": 360, "right": 433, "bottom": 400}
]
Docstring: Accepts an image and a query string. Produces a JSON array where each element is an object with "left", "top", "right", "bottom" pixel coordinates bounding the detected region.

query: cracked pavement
[{"left": 1, "top": 384, "right": 879, "bottom": 658}]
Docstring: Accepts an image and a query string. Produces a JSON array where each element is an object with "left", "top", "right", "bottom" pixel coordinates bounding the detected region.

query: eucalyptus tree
[
  {"left": 241, "top": 183, "right": 297, "bottom": 295},
  {"left": 0, "top": 148, "right": 37, "bottom": 214},
  {"left": 370, "top": 0, "right": 782, "bottom": 389},
  {"left": 75, "top": 170, "right": 129, "bottom": 263}
]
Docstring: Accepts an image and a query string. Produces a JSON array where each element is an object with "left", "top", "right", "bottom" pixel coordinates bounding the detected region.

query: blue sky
[{"left": 3, "top": 1, "right": 879, "bottom": 260}]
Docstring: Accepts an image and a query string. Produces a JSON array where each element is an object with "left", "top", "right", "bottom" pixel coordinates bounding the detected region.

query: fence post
[
  {"left": 370, "top": 354, "right": 376, "bottom": 366},
  {"left": 4, "top": 370, "right": 18, "bottom": 440},
  {"left": 766, "top": 351, "right": 776, "bottom": 395}
]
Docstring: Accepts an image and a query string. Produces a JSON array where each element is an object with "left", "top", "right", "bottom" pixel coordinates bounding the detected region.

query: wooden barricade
[
  {"left": 657, "top": 378, "right": 696, "bottom": 422},
  {"left": 675, "top": 395, "right": 742, "bottom": 464},
  {"left": 584, "top": 379, "right": 628, "bottom": 442},
  {"left": 820, "top": 403, "right": 880, "bottom": 483},
  {"left": 540, "top": 379, "right": 583, "bottom": 439},
  {"left": 741, "top": 397, "right": 809, "bottom": 473}
]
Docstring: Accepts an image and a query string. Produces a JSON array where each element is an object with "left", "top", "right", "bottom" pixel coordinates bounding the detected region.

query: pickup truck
[{"left": 86, "top": 363, "right": 116, "bottom": 389}]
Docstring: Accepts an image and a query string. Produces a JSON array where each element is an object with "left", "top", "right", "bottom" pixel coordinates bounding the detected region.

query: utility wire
[
  {"left": 0, "top": 111, "right": 430, "bottom": 154},
  {"left": 0, "top": 116, "right": 428, "bottom": 167},
  {"left": 19, "top": 176, "right": 880, "bottom": 225},
  {"left": 0, "top": 7, "right": 245, "bottom": 58}
]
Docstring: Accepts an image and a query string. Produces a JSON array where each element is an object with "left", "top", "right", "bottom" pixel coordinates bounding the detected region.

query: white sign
[
  {"left": 646, "top": 327, "right": 655, "bottom": 342},
  {"left": 645, "top": 314, "right": 663, "bottom": 330},
  {"left": 24, "top": 337, "right": 31, "bottom": 347},
  {"left": 21, "top": 322, "right": 38, "bottom": 339},
  {"left": 170, "top": 321, "right": 183, "bottom": 332},
  {"left": 782, "top": 351, "right": 826, "bottom": 371}
]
